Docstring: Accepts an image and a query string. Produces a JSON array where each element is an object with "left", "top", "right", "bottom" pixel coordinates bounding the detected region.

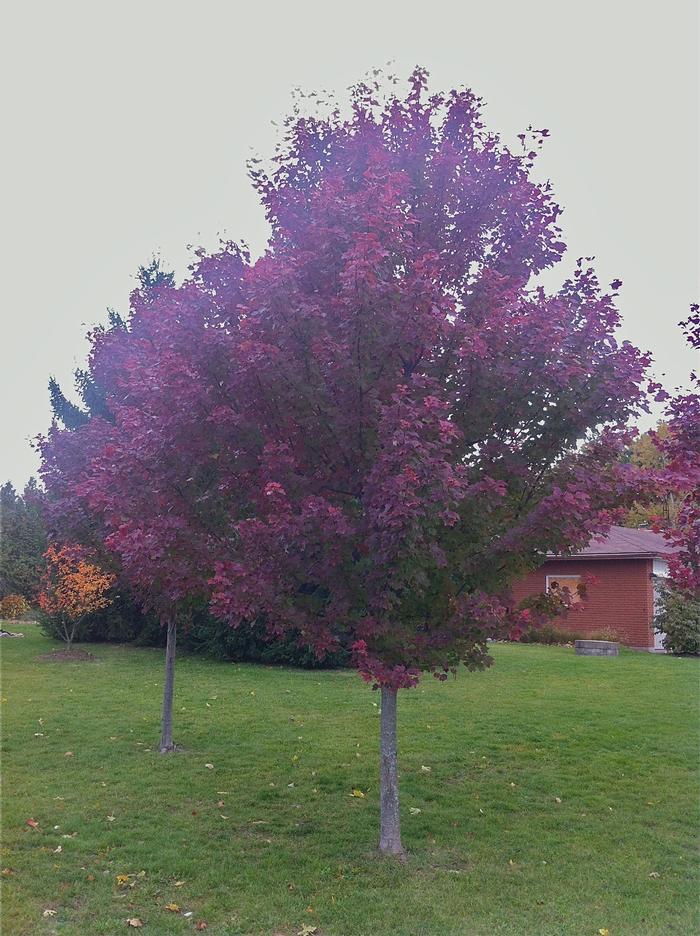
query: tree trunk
[
  {"left": 379, "top": 686, "right": 404, "bottom": 856},
  {"left": 62, "top": 616, "right": 73, "bottom": 652},
  {"left": 159, "top": 618, "right": 177, "bottom": 753}
]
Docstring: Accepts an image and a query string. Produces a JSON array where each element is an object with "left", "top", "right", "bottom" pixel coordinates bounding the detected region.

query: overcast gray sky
[{"left": 1, "top": 0, "right": 698, "bottom": 489}]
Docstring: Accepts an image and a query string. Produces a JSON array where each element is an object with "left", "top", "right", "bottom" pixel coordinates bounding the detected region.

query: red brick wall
[{"left": 510, "top": 558, "right": 654, "bottom": 648}]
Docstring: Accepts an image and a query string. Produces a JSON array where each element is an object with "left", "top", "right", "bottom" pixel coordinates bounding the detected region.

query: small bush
[
  {"left": 0, "top": 594, "right": 30, "bottom": 621},
  {"left": 588, "top": 626, "right": 620, "bottom": 643},
  {"left": 655, "top": 584, "right": 700, "bottom": 656},
  {"left": 518, "top": 623, "right": 586, "bottom": 645}
]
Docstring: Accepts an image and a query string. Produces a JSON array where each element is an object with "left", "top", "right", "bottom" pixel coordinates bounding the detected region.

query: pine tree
[
  {"left": 48, "top": 258, "right": 174, "bottom": 428},
  {"left": 0, "top": 479, "right": 48, "bottom": 599}
]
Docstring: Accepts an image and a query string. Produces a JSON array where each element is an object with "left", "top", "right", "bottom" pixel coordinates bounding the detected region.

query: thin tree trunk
[
  {"left": 159, "top": 618, "right": 177, "bottom": 753},
  {"left": 62, "top": 616, "right": 73, "bottom": 652},
  {"left": 379, "top": 686, "right": 404, "bottom": 856}
]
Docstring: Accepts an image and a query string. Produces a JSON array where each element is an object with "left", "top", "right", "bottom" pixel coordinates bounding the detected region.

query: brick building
[{"left": 510, "top": 526, "right": 676, "bottom": 650}]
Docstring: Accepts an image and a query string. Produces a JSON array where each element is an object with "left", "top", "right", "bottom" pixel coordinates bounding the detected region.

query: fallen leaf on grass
[
  {"left": 26, "top": 818, "right": 39, "bottom": 828},
  {"left": 349, "top": 789, "right": 365, "bottom": 798},
  {"left": 204, "top": 763, "right": 214, "bottom": 770},
  {"left": 598, "top": 930, "right": 610, "bottom": 936},
  {"left": 164, "top": 902, "right": 180, "bottom": 912},
  {"left": 126, "top": 918, "right": 144, "bottom": 928},
  {"left": 649, "top": 871, "right": 661, "bottom": 878},
  {"left": 64, "top": 751, "right": 74, "bottom": 757},
  {"left": 174, "top": 880, "right": 185, "bottom": 887},
  {"left": 1, "top": 868, "right": 14, "bottom": 877},
  {"left": 409, "top": 807, "right": 422, "bottom": 815},
  {"left": 297, "top": 925, "right": 317, "bottom": 935},
  {"left": 554, "top": 797, "right": 562, "bottom": 804},
  {"left": 195, "top": 923, "right": 207, "bottom": 931},
  {"left": 43, "top": 909, "right": 57, "bottom": 917},
  {"left": 420, "top": 765, "right": 431, "bottom": 773},
  {"left": 106, "top": 815, "right": 116, "bottom": 822},
  {"left": 116, "top": 874, "right": 131, "bottom": 886}
]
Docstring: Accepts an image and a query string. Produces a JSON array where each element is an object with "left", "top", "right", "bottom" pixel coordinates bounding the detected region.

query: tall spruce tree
[
  {"left": 0, "top": 479, "right": 47, "bottom": 599},
  {"left": 48, "top": 259, "right": 174, "bottom": 428}
]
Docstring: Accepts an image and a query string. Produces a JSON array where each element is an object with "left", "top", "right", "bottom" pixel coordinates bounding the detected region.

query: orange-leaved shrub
[{"left": 38, "top": 545, "right": 114, "bottom": 650}]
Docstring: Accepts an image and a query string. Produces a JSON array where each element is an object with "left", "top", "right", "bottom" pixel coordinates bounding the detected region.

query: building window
[{"left": 546, "top": 574, "right": 582, "bottom": 604}]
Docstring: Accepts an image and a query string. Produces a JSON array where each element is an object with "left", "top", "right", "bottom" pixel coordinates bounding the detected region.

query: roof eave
[{"left": 545, "top": 552, "right": 670, "bottom": 561}]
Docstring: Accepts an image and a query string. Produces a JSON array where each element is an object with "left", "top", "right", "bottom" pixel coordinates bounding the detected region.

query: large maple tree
[
  {"left": 40, "top": 70, "right": 670, "bottom": 853},
  {"left": 207, "top": 71, "right": 659, "bottom": 853}
]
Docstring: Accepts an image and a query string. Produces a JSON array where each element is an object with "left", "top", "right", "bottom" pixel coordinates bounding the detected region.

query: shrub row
[
  {"left": 40, "top": 595, "right": 350, "bottom": 669},
  {"left": 518, "top": 623, "right": 623, "bottom": 645},
  {"left": 39, "top": 586, "right": 700, "bottom": 659}
]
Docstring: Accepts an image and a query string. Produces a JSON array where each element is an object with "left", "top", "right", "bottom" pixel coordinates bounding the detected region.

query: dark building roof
[{"left": 548, "top": 525, "right": 676, "bottom": 561}]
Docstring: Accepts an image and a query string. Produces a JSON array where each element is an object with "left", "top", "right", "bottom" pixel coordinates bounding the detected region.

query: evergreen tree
[
  {"left": 48, "top": 258, "right": 173, "bottom": 428},
  {"left": 0, "top": 479, "right": 47, "bottom": 599}
]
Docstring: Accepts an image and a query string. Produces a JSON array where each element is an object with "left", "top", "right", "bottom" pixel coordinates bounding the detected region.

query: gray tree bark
[
  {"left": 159, "top": 618, "right": 177, "bottom": 753},
  {"left": 379, "top": 686, "right": 404, "bottom": 856},
  {"left": 61, "top": 615, "right": 76, "bottom": 652}
]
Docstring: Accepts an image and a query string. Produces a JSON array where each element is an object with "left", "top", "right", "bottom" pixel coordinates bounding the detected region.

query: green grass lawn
[{"left": 1, "top": 623, "right": 698, "bottom": 936}]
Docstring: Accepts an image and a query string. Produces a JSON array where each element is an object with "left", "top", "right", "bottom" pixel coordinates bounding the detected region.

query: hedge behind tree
[{"left": 78, "top": 597, "right": 349, "bottom": 669}]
